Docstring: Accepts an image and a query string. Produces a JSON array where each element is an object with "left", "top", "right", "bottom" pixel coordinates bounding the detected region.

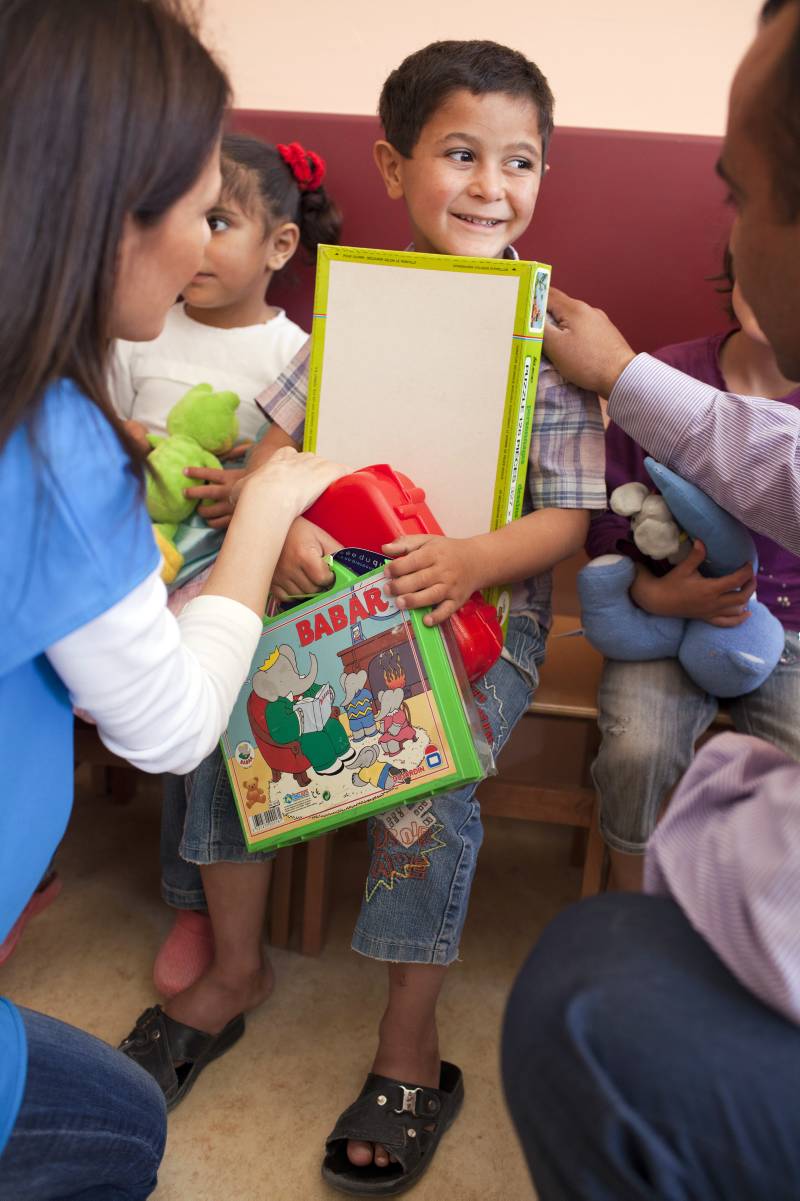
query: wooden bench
[{"left": 476, "top": 613, "right": 606, "bottom": 898}]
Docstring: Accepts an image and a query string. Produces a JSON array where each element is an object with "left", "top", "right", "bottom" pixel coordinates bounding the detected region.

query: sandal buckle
[{"left": 394, "top": 1085, "right": 422, "bottom": 1116}]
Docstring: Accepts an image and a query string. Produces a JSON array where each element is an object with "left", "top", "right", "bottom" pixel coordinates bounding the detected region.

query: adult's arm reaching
[
  {"left": 51, "top": 449, "right": 347, "bottom": 775},
  {"left": 544, "top": 288, "right": 800, "bottom": 554},
  {"left": 608, "top": 355, "right": 800, "bottom": 555}
]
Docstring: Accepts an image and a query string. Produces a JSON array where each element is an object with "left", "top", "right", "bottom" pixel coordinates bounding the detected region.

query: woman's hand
[
  {"left": 185, "top": 449, "right": 348, "bottom": 530},
  {"left": 200, "top": 450, "right": 349, "bottom": 617},
  {"left": 234, "top": 448, "right": 349, "bottom": 522}
]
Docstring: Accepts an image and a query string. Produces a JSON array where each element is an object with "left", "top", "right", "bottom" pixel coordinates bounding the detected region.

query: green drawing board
[{"left": 304, "top": 245, "right": 551, "bottom": 613}]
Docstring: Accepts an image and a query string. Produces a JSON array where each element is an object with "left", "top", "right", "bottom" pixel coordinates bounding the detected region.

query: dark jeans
[
  {"left": 0, "top": 1008, "right": 166, "bottom": 1200},
  {"left": 502, "top": 893, "right": 800, "bottom": 1201}
]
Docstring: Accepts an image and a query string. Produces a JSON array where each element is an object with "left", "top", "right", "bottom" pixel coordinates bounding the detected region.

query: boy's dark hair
[
  {"left": 758, "top": 0, "right": 800, "bottom": 219},
  {"left": 378, "top": 40, "right": 555, "bottom": 167},
  {"left": 0, "top": 0, "right": 229, "bottom": 460},
  {"left": 221, "top": 133, "right": 342, "bottom": 263}
]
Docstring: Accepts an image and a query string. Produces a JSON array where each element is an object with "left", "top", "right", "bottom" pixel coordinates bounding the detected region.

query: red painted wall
[{"left": 232, "top": 111, "right": 731, "bottom": 354}]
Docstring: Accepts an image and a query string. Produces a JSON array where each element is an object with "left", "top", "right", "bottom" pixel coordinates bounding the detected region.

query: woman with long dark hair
[{"left": 0, "top": 2, "right": 343, "bottom": 1195}]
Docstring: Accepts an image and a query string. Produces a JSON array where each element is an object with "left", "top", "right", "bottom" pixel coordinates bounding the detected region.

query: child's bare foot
[
  {"left": 346, "top": 1015, "right": 441, "bottom": 1168},
  {"left": 164, "top": 954, "right": 275, "bottom": 1036}
]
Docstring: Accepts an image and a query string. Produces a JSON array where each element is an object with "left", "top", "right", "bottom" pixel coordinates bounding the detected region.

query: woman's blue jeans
[{"left": 0, "top": 1007, "right": 166, "bottom": 1200}]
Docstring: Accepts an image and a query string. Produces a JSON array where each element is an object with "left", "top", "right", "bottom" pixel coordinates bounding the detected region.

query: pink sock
[{"left": 153, "top": 910, "right": 214, "bottom": 998}]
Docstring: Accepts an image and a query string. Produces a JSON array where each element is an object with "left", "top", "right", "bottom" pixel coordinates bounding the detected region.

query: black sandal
[
  {"left": 321, "top": 1061, "right": 464, "bottom": 1196},
  {"left": 118, "top": 1004, "right": 244, "bottom": 1111}
]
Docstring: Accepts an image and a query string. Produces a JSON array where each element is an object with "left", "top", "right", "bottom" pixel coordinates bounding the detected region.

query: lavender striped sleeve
[
  {"left": 608, "top": 354, "right": 800, "bottom": 555},
  {"left": 645, "top": 732, "right": 800, "bottom": 1025}
]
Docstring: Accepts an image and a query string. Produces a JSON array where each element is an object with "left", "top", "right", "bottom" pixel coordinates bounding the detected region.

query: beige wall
[{"left": 202, "top": 0, "right": 760, "bottom": 136}]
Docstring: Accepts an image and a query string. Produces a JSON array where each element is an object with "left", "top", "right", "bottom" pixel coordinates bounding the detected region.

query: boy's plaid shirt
[{"left": 256, "top": 340, "right": 606, "bottom": 632}]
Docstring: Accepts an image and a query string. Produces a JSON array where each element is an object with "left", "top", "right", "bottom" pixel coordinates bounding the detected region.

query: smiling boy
[{"left": 188, "top": 40, "right": 606, "bottom": 1195}]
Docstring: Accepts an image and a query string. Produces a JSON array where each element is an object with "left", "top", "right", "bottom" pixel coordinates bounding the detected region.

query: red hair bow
[{"left": 277, "top": 141, "right": 326, "bottom": 192}]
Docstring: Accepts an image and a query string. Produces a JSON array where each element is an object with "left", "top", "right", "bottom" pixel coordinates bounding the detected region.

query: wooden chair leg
[
  {"left": 301, "top": 834, "right": 333, "bottom": 956},
  {"left": 90, "top": 764, "right": 110, "bottom": 797},
  {"left": 268, "top": 847, "right": 293, "bottom": 949},
  {"left": 580, "top": 802, "right": 606, "bottom": 897},
  {"left": 106, "top": 765, "right": 138, "bottom": 804},
  {"left": 569, "top": 827, "right": 588, "bottom": 866}
]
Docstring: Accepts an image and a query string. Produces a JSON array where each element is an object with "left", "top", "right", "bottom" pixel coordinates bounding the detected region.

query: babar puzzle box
[{"left": 221, "top": 555, "right": 493, "bottom": 852}]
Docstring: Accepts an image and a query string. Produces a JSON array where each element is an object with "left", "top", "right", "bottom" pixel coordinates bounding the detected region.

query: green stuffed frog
[
  {"left": 146, "top": 383, "right": 240, "bottom": 524},
  {"left": 146, "top": 383, "right": 240, "bottom": 585}
]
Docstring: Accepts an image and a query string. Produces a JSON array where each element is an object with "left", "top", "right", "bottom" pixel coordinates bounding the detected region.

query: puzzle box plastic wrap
[{"left": 220, "top": 555, "right": 494, "bottom": 852}]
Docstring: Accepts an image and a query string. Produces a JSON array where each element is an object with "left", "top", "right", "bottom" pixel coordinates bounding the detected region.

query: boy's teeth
[{"left": 458, "top": 214, "right": 499, "bottom": 226}]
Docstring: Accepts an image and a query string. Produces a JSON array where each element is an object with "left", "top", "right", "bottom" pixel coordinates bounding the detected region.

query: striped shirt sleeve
[
  {"left": 608, "top": 353, "right": 800, "bottom": 555},
  {"left": 645, "top": 732, "right": 800, "bottom": 1025},
  {"left": 255, "top": 338, "right": 310, "bottom": 444},
  {"left": 528, "top": 357, "right": 607, "bottom": 510}
]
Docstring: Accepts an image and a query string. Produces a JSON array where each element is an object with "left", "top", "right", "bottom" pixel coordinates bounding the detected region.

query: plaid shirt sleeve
[
  {"left": 527, "top": 355, "right": 607, "bottom": 510},
  {"left": 254, "top": 338, "right": 310, "bottom": 443}
]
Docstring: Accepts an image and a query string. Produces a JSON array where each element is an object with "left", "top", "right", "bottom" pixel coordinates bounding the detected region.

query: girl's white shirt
[{"left": 111, "top": 302, "right": 308, "bottom": 441}]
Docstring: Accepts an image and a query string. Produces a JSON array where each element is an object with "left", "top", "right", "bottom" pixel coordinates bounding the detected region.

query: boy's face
[{"left": 374, "top": 89, "right": 544, "bottom": 258}]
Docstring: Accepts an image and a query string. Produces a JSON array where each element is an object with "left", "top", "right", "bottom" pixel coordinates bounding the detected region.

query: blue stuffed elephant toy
[{"left": 578, "top": 457, "right": 784, "bottom": 697}]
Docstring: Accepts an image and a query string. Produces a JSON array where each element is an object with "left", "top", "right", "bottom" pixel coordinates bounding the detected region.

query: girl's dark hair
[
  {"left": 707, "top": 245, "right": 736, "bottom": 322},
  {"left": 0, "top": 0, "right": 230, "bottom": 457},
  {"left": 379, "top": 40, "right": 555, "bottom": 168},
  {"left": 221, "top": 133, "right": 342, "bottom": 262}
]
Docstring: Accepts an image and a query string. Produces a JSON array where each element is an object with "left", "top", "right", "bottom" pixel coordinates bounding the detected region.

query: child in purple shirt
[{"left": 586, "top": 264, "right": 800, "bottom": 890}]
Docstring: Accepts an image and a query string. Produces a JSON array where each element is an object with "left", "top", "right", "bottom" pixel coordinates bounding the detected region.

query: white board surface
[{"left": 314, "top": 260, "right": 521, "bottom": 539}]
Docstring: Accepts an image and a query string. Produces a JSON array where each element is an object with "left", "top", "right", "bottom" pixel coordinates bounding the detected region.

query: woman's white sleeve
[{"left": 47, "top": 570, "right": 262, "bottom": 774}]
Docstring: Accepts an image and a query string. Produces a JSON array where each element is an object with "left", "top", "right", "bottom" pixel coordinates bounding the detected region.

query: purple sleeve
[
  {"left": 645, "top": 732, "right": 800, "bottom": 1025},
  {"left": 584, "top": 422, "right": 650, "bottom": 559}
]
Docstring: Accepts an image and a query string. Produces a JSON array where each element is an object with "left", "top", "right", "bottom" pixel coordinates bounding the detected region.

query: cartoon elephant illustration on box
[
  {"left": 250, "top": 645, "right": 354, "bottom": 777},
  {"left": 340, "top": 669, "right": 378, "bottom": 742}
]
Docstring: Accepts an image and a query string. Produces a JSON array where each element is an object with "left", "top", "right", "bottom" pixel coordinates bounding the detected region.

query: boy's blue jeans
[
  {"left": 161, "top": 616, "right": 544, "bottom": 963},
  {"left": 593, "top": 630, "right": 800, "bottom": 853},
  {"left": 502, "top": 893, "right": 800, "bottom": 1201},
  {"left": 352, "top": 616, "right": 543, "bottom": 963},
  {"left": 0, "top": 1008, "right": 166, "bottom": 1200}
]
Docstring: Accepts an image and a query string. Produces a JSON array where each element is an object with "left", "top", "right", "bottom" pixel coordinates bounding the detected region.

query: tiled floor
[{"left": 1, "top": 761, "right": 584, "bottom": 1200}]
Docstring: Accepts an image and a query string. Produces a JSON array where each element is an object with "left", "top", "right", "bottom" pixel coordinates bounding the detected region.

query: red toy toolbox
[{"left": 305, "top": 464, "right": 502, "bottom": 681}]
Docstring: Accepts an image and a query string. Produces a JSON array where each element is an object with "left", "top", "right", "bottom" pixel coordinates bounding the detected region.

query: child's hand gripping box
[
  {"left": 221, "top": 556, "right": 493, "bottom": 852},
  {"left": 306, "top": 463, "right": 504, "bottom": 680}
]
